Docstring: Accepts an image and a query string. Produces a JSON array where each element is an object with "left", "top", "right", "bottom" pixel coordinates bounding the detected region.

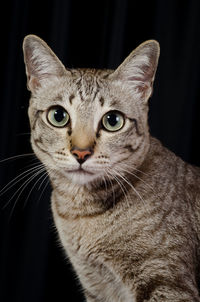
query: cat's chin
[{"left": 62, "top": 168, "right": 101, "bottom": 185}]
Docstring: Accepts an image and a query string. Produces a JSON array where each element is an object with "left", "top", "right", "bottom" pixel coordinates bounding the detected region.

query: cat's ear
[
  {"left": 109, "top": 40, "right": 160, "bottom": 102},
  {"left": 23, "top": 35, "right": 67, "bottom": 92}
]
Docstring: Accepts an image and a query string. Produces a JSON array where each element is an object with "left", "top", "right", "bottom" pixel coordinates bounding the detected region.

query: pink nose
[{"left": 71, "top": 147, "right": 93, "bottom": 164}]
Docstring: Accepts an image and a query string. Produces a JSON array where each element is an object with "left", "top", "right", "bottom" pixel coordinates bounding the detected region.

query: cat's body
[
  {"left": 23, "top": 35, "right": 200, "bottom": 301},
  {"left": 52, "top": 136, "right": 200, "bottom": 302}
]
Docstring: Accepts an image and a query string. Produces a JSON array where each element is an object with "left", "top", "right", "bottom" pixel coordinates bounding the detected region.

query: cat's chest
[
  {"left": 53, "top": 206, "right": 113, "bottom": 259},
  {"left": 52, "top": 200, "right": 137, "bottom": 302}
]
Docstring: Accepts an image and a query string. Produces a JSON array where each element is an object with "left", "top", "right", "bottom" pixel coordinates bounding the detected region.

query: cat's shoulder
[{"left": 149, "top": 136, "right": 200, "bottom": 177}]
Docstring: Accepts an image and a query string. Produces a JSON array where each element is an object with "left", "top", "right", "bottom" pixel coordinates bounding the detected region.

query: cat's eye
[
  {"left": 47, "top": 106, "right": 69, "bottom": 127},
  {"left": 102, "top": 111, "right": 125, "bottom": 132}
]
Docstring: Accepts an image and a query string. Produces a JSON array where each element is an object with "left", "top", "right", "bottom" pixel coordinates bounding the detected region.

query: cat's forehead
[
  {"left": 70, "top": 69, "right": 104, "bottom": 102},
  {"left": 71, "top": 68, "right": 112, "bottom": 80},
  {"left": 66, "top": 70, "right": 111, "bottom": 119},
  {"left": 46, "top": 68, "right": 113, "bottom": 106},
  {"left": 67, "top": 68, "right": 128, "bottom": 109},
  {"left": 32, "top": 67, "right": 135, "bottom": 116},
  {"left": 69, "top": 68, "right": 112, "bottom": 98}
]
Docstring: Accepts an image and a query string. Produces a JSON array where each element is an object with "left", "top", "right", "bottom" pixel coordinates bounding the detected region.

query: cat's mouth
[
  {"left": 61, "top": 166, "right": 99, "bottom": 185},
  {"left": 65, "top": 167, "right": 95, "bottom": 175}
]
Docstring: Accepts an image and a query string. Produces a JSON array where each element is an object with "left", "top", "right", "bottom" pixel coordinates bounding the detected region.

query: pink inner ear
[
  {"left": 135, "top": 82, "right": 150, "bottom": 98},
  {"left": 25, "top": 46, "right": 36, "bottom": 75},
  {"left": 131, "top": 60, "right": 155, "bottom": 83},
  {"left": 128, "top": 76, "right": 144, "bottom": 81},
  {"left": 24, "top": 44, "right": 50, "bottom": 80},
  {"left": 29, "top": 76, "right": 41, "bottom": 91},
  {"left": 128, "top": 73, "right": 153, "bottom": 83}
]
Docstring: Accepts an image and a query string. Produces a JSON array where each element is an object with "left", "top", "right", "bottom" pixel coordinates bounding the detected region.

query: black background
[{"left": 0, "top": 1, "right": 200, "bottom": 301}]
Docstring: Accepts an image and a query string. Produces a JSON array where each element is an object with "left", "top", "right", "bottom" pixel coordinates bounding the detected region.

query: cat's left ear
[
  {"left": 109, "top": 40, "right": 160, "bottom": 102},
  {"left": 23, "top": 35, "right": 67, "bottom": 93}
]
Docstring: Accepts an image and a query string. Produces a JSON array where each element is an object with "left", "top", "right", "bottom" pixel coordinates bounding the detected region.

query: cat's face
[{"left": 23, "top": 35, "right": 159, "bottom": 185}]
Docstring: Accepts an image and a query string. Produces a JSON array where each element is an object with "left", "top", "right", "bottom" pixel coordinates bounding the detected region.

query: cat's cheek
[
  {"left": 29, "top": 137, "right": 52, "bottom": 170},
  {"left": 129, "top": 136, "right": 145, "bottom": 153}
]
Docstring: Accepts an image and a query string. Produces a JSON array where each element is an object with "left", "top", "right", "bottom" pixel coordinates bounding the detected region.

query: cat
[{"left": 23, "top": 34, "right": 200, "bottom": 302}]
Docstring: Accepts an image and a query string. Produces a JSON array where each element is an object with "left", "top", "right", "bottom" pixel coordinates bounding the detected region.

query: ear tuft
[
  {"left": 110, "top": 40, "right": 160, "bottom": 102},
  {"left": 23, "top": 35, "right": 66, "bottom": 92}
]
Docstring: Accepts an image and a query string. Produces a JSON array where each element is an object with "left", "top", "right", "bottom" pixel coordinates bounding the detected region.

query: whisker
[
  {"left": 16, "top": 132, "right": 31, "bottom": 137},
  {"left": 111, "top": 168, "right": 148, "bottom": 210},
  {"left": 104, "top": 170, "right": 116, "bottom": 205},
  {"left": 120, "top": 162, "right": 152, "bottom": 177},
  {"left": 101, "top": 175, "right": 108, "bottom": 198},
  {"left": 36, "top": 168, "right": 60, "bottom": 207},
  {"left": 5, "top": 166, "right": 46, "bottom": 208},
  {"left": 106, "top": 169, "right": 129, "bottom": 206},
  {"left": 0, "top": 153, "right": 35, "bottom": 164},
  {"left": 118, "top": 165, "right": 163, "bottom": 203},
  {"left": 119, "top": 166, "right": 155, "bottom": 192},
  {"left": 113, "top": 176, "right": 128, "bottom": 205},
  {"left": 7, "top": 167, "right": 46, "bottom": 219},
  {"left": 36, "top": 174, "right": 50, "bottom": 206},
  {"left": 20, "top": 160, "right": 42, "bottom": 171},
  {"left": 38, "top": 170, "right": 49, "bottom": 191},
  {"left": 23, "top": 169, "right": 48, "bottom": 209},
  {"left": 0, "top": 164, "right": 45, "bottom": 196}
]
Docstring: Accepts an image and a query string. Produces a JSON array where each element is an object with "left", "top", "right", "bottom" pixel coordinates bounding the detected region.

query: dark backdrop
[{"left": 0, "top": 1, "right": 200, "bottom": 301}]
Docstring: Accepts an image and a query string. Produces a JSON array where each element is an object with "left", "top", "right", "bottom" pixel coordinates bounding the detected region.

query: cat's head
[{"left": 23, "top": 35, "right": 159, "bottom": 185}]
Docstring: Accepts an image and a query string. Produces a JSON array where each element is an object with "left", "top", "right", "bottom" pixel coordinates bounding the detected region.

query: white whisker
[
  {"left": 7, "top": 166, "right": 46, "bottom": 220},
  {"left": 101, "top": 175, "right": 108, "bottom": 198},
  {"left": 36, "top": 175, "right": 50, "bottom": 206},
  {"left": 119, "top": 166, "right": 155, "bottom": 192},
  {"left": 118, "top": 165, "right": 162, "bottom": 203},
  {"left": 5, "top": 166, "right": 46, "bottom": 210},
  {"left": 23, "top": 169, "right": 48, "bottom": 209},
  {"left": 107, "top": 169, "right": 129, "bottom": 206},
  {"left": 120, "top": 162, "right": 152, "bottom": 177},
  {"left": 16, "top": 132, "right": 31, "bottom": 137},
  {"left": 104, "top": 170, "right": 116, "bottom": 205},
  {"left": 0, "top": 164, "right": 44, "bottom": 196},
  {"left": 38, "top": 170, "right": 49, "bottom": 191},
  {"left": 111, "top": 168, "right": 148, "bottom": 211},
  {"left": 0, "top": 153, "right": 35, "bottom": 164}
]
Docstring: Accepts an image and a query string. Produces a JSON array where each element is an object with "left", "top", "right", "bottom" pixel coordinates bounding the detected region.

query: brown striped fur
[{"left": 23, "top": 35, "right": 200, "bottom": 301}]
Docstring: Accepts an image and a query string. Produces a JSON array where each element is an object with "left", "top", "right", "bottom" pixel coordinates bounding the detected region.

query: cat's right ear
[
  {"left": 109, "top": 40, "right": 160, "bottom": 103},
  {"left": 23, "top": 35, "right": 67, "bottom": 93}
]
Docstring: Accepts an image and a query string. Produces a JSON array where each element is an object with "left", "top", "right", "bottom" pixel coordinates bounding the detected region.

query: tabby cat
[{"left": 23, "top": 35, "right": 200, "bottom": 302}]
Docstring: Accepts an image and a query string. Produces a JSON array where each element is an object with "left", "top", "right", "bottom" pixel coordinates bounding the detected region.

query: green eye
[
  {"left": 102, "top": 111, "right": 125, "bottom": 132},
  {"left": 47, "top": 106, "right": 69, "bottom": 127}
]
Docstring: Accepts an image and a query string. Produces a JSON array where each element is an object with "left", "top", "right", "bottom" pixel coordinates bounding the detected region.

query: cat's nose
[{"left": 70, "top": 147, "right": 93, "bottom": 164}]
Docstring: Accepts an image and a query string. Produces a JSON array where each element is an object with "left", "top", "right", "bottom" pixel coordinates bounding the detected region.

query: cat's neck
[{"left": 50, "top": 176, "right": 123, "bottom": 219}]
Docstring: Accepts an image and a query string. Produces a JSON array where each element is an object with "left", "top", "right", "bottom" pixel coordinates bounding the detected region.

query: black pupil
[
  {"left": 107, "top": 113, "right": 119, "bottom": 126},
  {"left": 54, "top": 108, "right": 66, "bottom": 122}
]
